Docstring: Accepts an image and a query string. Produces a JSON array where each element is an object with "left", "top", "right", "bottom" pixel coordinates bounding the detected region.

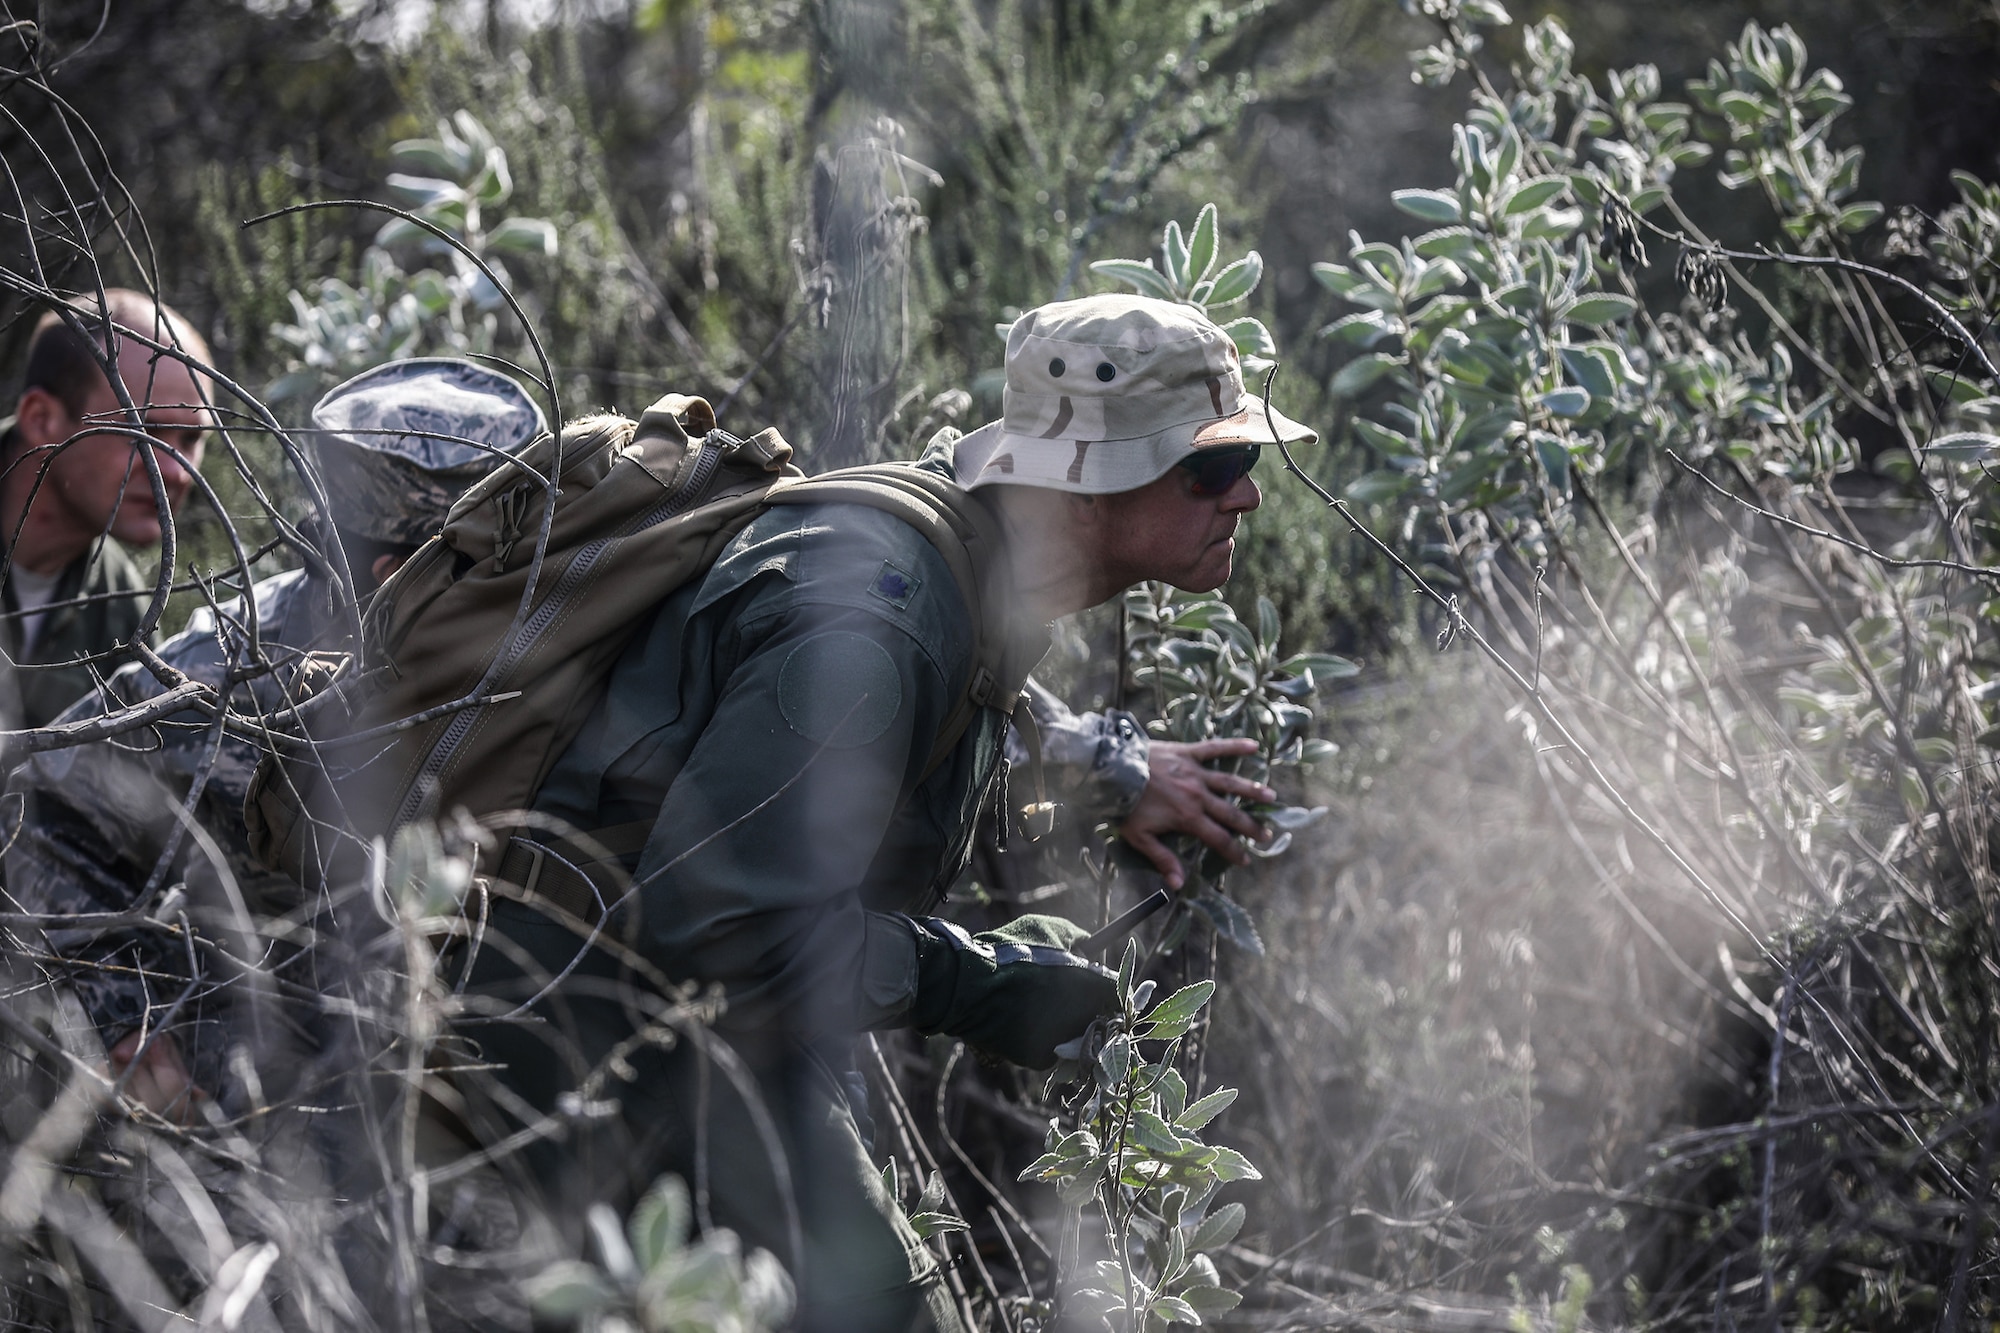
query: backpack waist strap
[{"left": 489, "top": 835, "right": 612, "bottom": 925}]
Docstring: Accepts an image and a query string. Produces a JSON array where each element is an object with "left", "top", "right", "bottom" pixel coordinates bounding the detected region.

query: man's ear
[
  {"left": 13, "top": 385, "right": 73, "bottom": 449},
  {"left": 1064, "top": 490, "right": 1106, "bottom": 527}
]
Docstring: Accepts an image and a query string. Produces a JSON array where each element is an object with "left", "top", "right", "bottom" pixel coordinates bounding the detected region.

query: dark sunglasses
[{"left": 1176, "top": 444, "right": 1261, "bottom": 497}]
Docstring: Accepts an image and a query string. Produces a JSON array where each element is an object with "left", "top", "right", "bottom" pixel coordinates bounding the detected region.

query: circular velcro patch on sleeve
[{"left": 777, "top": 630, "right": 904, "bottom": 748}]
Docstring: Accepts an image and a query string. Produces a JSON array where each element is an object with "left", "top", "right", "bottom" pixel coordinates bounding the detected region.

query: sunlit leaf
[
  {"left": 1331, "top": 353, "right": 1404, "bottom": 398},
  {"left": 1189, "top": 1202, "right": 1246, "bottom": 1253},
  {"left": 1392, "top": 188, "right": 1463, "bottom": 223},
  {"left": 1175, "top": 1087, "right": 1239, "bottom": 1131},
  {"left": 1204, "top": 251, "right": 1263, "bottom": 306},
  {"left": 1092, "top": 258, "right": 1179, "bottom": 301},
  {"left": 1187, "top": 203, "right": 1221, "bottom": 283},
  {"left": 1561, "top": 293, "right": 1638, "bottom": 325},
  {"left": 1926, "top": 432, "right": 2000, "bottom": 462},
  {"left": 487, "top": 216, "right": 558, "bottom": 256}
]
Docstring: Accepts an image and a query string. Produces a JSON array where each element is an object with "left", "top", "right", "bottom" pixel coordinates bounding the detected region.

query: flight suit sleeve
[{"left": 626, "top": 535, "right": 969, "bottom": 1037}]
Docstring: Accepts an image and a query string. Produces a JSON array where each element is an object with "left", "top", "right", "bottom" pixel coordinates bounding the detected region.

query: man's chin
[
  {"left": 108, "top": 515, "right": 165, "bottom": 547},
  {"left": 1178, "top": 559, "right": 1233, "bottom": 594}
]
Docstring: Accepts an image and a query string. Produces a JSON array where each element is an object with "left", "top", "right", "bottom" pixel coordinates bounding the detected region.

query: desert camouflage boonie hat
[
  {"left": 311, "top": 358, "right": 547, "bottom": 544},
  {"left": 955, "top": 294, "right": 1315, "bottom": 494}
]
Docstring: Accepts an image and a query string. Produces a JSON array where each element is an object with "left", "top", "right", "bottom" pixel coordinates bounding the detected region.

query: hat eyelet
[
  {"left": 1048, "top": 357, "right": 1066, "bottom": 377},
  {"left": 1095, "top": 362, "right": 1116, "bottom": 382}
]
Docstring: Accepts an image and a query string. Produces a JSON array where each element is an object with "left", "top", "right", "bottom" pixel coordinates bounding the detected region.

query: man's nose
[
  {"left": 1223, "top": 474, "right": 1262, "bottom": 513},
  {"left": 143, "top": 438, "right": 196, "bottom": 497}
]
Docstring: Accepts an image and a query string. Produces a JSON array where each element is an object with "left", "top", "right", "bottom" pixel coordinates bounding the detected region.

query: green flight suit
[
  {"left": 454, "top": 442, "right": 1048, "bottom": 1332},
  {"left": 0, "top": 419, "right": 158, "bottom": 732}
]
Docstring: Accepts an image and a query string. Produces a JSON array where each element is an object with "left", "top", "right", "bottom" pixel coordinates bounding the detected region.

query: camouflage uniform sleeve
[
  {"left": 1004, "top": 676, "right": 1151, "bottom": 824},
  {"left": 5, "top": 662, "right": 211, "bottom": 1041},
  {"left": 1, "top": 574, "right": 291, "bottom": 1045}
]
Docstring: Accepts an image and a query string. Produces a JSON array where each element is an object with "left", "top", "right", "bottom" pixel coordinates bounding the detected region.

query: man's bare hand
[
  {"left": 108, "top": 1030, "right": 204, "bottom": 1124},
  {"left": 1118, "top": 737, "right": 1274, "bottom": 890}
]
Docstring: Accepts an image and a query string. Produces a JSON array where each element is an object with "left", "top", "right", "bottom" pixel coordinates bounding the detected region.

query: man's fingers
[
  {"left": 1175, "top": 737, "right": 1260, "bottom": 760},
  {"left": 1187, "top": 810, "right": 1255, "bottom": 863},
  {"left": 1122, "top": 828, "right": 1185, "bottom": 889},
  {"left": 1201, "top": 768, "right": 1276, "bottom": 802},
  {"left": 1204, "top": 793, "right": 1269, "bottom": 841}
]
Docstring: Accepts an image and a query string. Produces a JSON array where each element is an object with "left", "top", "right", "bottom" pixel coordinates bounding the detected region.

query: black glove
[{"left": 908, "top": 914, "right": 1119, "bottom": 1068}]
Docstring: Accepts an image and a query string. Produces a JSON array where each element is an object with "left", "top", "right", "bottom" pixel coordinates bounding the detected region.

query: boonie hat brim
[{"left": 958, "top": 392, "right": 1315, "bottom": 494}]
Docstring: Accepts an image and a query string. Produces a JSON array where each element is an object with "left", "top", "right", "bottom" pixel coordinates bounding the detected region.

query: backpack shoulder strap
[{"left": 764, "top": 463, "right": 1017, "bottom": 778}]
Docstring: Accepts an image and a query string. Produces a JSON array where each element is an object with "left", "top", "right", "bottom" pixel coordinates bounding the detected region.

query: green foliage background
[{"left": 4, "top": 0, "right": 2000, "bottom": 1327}]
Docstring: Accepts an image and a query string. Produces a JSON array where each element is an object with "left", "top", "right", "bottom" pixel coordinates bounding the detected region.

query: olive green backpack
[{"left": 246, "top": 392, "right": 1025, "bottom": 883}]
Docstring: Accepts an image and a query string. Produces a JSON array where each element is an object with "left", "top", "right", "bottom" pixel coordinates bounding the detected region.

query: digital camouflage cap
[{"left": 310, "top": 357, "right": 547, "bottom": 544}]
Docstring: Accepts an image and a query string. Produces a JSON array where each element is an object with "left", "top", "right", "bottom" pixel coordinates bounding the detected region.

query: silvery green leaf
[
  {"left": 1256, "top": 596, "right": 1281, "bottom": 647},
  {"left": 1183, "top": 1285, "right": 1245, "bottom": 1316},
  {"left": 1187, "top": 203, "right": 1220, "bottom": 283},
  {"left": 629, "top": 1175, "right": 691, "bottom": 1271},
  {"left": 1538, "top": 386, "right": 1591, "bottom": 418},
  {"left": 1130, "top": 979, "right": 1157, "bottom": 1013},
  {"left": 917, "top": 1169, "right": 947, "bottom": 1215},
  {"left": 1925, "top": 368, "right": 1985, "bottom": 405},
  {"left": 908, "top": 1211, "right": 969, "bottom": 1239},
  {"left": 471, "top": 150, "right": 513, "bottom": 205},
  {"left": 1099, "top": 1034, "right": 1135, "bottom": 1085},
  {"left": 1520, "top": 206, "right": 1583, "bottom": 240},
  {"left": 1330, "top": 353, "right": 1405, "bottom": 398},
  {"left": 1175, "top": 1087, "right": 1239, "bottom": 1131},
  {"left": 1345, "top": 470, "right": 1413, "bottom": 506},
  {"left": 1501, "top": 176, "right": 1569, "bottom": 216},
  {"left": 1204, "top": 251, "right": 1263, "bottom": 306},
  {"left": 1247, "top": 831, "right": 1293, "bottom": 858},
  {"left": 487, "top": 216, "right": 558, "bottom": 256},
  {"left": 1264, "top": 805, "right": 1327, "bottom": 832},
  {"left": 391, "top": 137, "right": 467, "bottom": 177},
  {"left": 1280, "top": 651, "right": 1360, "bottom": 681},
  {"left": 385, "top": 173, "right": 461, "bottom": 207},
  {"left": 1558, "top": 345, "right": 1617, "bottom": 400},
  {"left": 1392, "top": 189, "right": 1462, "bottom": 223},
  {"left": 1204, "top": 1147, "right": 1262, "bottom": 1182},
  {"left": 1166, "top": 600, "right": 1233, "bottom": 630},
  {"left": 1092, "top": 259, "right": 1179, "bottom": 301},
  {"left": 1560, "top": 293, "right": 1638, "bottom": 325},
  {"left": 522, "top": 1262, "right": 616, "bottom": 1318},
  {"left": 1189, "top": 1202, "right": 1247, "bottom": 1252},
  {"left": 1128, "top": 1110, "right": 1186, "bottom": 1154},
  {"left": 1153, "top": 1294, "right": 1202, "bottom": 1323},
  {"left": 587, "top": 1202, "right": 637, "bottom": 1284},
  {"left": 1164, "top": 219, "right": 1191, "bottom": 289},
  {"left": 1311, "top": 262, "right": 1364, "bottom": 298},
  {"left": 1141, "top": 980, "right": 1216, "bottom": 1038},
  {"left": 1927, "top": 432, "right": 2000, "bottom": 462},
  {"left": 1193, "top": 891, "right": 1264, "bottom": 955},
  {"left": 1218, "top": 316, "right": 1276, "bottom": 358},
  {"left": 1535, "top": 431, "right": 1573, "bottom": 489}
]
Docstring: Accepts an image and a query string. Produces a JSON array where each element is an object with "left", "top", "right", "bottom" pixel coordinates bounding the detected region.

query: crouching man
[
  {"left": 451, "top": 296, "right": 1316, "bottom": 1331},
  {"left": 6, "top": 359, "right": 544, "bottom": 1118}
]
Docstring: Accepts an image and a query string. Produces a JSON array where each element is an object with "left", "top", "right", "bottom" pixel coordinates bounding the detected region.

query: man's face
[
  {"left": 1097, "top": 452, "right": 1262, "bottom": 593},
  {"left": 23, "top": 340, "right": 209, "bottom": 549}
]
